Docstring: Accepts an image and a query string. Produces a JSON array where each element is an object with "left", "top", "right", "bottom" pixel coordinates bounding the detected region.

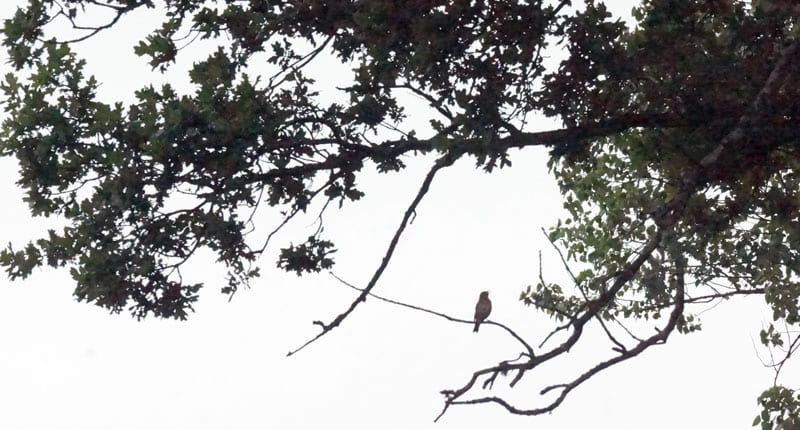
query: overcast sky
[{"left": 0, "top": 1, "right": 793, "bottom": 429}]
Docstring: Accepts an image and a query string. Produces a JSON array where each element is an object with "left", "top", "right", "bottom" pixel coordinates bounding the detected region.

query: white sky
[{"left": 0, "top": 1, "right": 794, "bottom": 429}]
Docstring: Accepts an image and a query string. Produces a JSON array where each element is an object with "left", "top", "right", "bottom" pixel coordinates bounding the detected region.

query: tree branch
[
  {"left": 435, "top": 224, "right": 668, "bottom": 422},
  {"left": 50, "top": 0, "right": 145, "bottom": 44},
  {"left": 434, "top": 38, "right": 800, "bottom": 421},
  {"left": 286, "top": 151, "right": 460, "bottom": 356},
  {"left": 328, "top": 272, "right": 534, "bottom": 357}
]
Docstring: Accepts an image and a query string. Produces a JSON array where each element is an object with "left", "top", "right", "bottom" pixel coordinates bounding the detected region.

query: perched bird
[{"left": 473, "top": 291, "right": 492, "bottom": 332}]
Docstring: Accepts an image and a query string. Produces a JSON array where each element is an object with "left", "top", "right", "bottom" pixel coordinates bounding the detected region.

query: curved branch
[
  {"left": 49, "top": 0, "right": 145, "bottom": 44},
  {"left": 538, "top": 258, "right": 686, "bottom": 398},
  {"left": 441, "top": 253, "right": 687, "bottom": 421},
  {"left": 431, "top": 39, "right": 800, "bottom": 412},
  {"left": 435, "top": 225, "right": 668, "bottom": 422},
  {"left": 329, "top": 272, "right": 534, "bottom": 357},
  {"left": 772, "top": 330, "right": 800, "bottom": 385},
  {"left": 287, "top": 151, "right": 461, "bottom": 356}
]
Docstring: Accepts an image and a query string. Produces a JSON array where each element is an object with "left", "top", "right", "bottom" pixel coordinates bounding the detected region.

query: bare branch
[
  {"left": 49, "top": 0, "right": 145, "bottom": 44},
  {"left": 595, "top": 315, "right": 629, "bottom": 353},
  {"left": 435, "top": 225, "right": 668, "bottom": 422},
  {"left": 287, "top": 152, "right": 460, "bottom": 356},
  {"left": 329, "top": 272, "right": 534, "bottom": 357},
  {"left": 630, "top": 287, "right": 765, "bottom": 315},
  {"left": 541, "top": 227, "right": 580, "bottom": 287},
  {"left": 537, "top": 321, "right": 571, "bottom": 349},
  {"left": 760, "top": 321, "right": 800, "bottom": 386},
  {"left": 613, "top": 316, "right": 646, "bottom": 343},
  {"left": 773, "top": 333, "right": 800, "bottom": 385},
  {"left": 441, "top": 253, "right": 687, "bottom": 420}
]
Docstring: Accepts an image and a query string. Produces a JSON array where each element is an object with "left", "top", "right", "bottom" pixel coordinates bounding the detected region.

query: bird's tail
[{"left": 473, "top": 322, "right": 480, "bottom": 332}]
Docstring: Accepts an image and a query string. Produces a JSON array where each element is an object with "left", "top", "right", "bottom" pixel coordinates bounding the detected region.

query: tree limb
[
  {"left": 329, "top": 272, "right": 534, "bottom": 357},
  {"left": 286, "top": 151, "right": 460, "bottom": 356},
  {"left": 434, "top": 37, "right": 800, "bottom": 422}
]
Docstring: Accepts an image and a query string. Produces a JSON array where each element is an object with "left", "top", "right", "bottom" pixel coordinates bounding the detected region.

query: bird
[{"left": 473, "top": 291, "right": 492, "bottom": 332}]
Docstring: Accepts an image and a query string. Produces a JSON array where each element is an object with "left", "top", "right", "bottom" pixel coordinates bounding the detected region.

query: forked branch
[{"left": 434, "top": 37, "right": 800, "bottom": 422}]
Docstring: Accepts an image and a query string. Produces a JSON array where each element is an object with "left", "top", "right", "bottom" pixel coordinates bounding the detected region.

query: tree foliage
[{"left": 1, "top": 0, "right": 799, "bottom": 427}]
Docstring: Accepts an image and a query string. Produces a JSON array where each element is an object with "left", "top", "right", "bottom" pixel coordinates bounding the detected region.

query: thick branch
[
  {"left": 435, "top": 37, "right": 800, "bottom": 422},
  {"left": 443, "top": 252, "right": 686, "bottom": 420},
  {"left": 253, "top": 109, "right": 727, "bottom": 187},
  {"left": 435, "top": 225, "right": 667, "bottom": 422}
]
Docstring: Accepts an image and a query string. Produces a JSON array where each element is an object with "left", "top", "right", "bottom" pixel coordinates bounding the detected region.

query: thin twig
[
  {"left": 595, "top": 315, "right": 628, "bottom": 353},
  {"left": 537, "top": 322, "right": 571, "bottom": 349},
  {"left": 613, "top": 316, "right": 646, "bottom": 343},
  {"left": 50, "top": 0, "right": 140, "bottom": 44},
  {"left": 540, "top": 228, "right": 625, "bottom": 350},
  {"left": 541, "top": 227, "right": 580, "bottom": 286},
  {"left": 771, "top": 323, "right": 800, "bottom": 385},
  {"left": 329, "top": 272, "right": 534, "bottom": 356}
]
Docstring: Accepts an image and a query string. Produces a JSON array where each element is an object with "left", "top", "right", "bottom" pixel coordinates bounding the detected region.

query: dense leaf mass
[{"left": 1, "top": 0, "right": 800, "bottom": 426}]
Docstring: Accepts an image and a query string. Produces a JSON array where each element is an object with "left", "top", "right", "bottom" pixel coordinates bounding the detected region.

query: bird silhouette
[{"left": 473, "top": 291, "right": 492, "bottom": 332}]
